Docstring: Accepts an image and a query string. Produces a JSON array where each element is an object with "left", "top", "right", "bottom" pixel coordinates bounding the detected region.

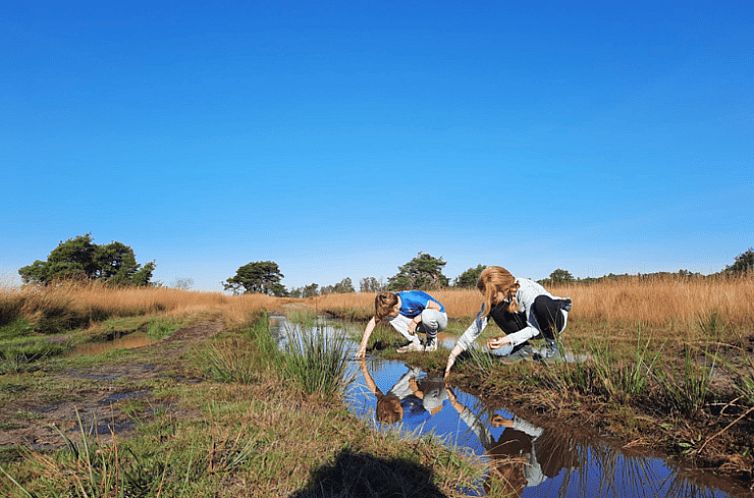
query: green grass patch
[
  {"left": 0, "top": 320, "right": 33, "bottom": 341},
  {"left": 0, "top": 314, "right": 486, "bottom": 497},
  {"left": 653, "top": 346, "right": 717, "bottom": 418},
  {"left": 0, "top": 336, "right": 71, "bottom": 374},
  {"left": 146, "top": 317, "right": 181, "bottom": 340}
]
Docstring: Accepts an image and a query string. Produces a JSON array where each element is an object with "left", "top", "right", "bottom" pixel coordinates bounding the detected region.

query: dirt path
[{"left": 1, "top": 318, "right": 225, "bottom": 451}]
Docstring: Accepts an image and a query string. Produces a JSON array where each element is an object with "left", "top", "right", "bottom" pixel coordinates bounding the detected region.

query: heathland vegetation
[
  {"left": 2, "top": 240, "right": 753, "bottom": 494},
  {"left": 305, "top": 276, "right": 754, "bottom": 487}
]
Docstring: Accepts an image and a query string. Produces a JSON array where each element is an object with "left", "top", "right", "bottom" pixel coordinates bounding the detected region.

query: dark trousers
[{"left": 492, "top": 295, "right": 566, "bottom": 341}]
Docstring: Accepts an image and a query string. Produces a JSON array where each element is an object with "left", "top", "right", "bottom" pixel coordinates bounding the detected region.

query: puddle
[
  {"left": 71, "top": 332, "right": 156, "bottom": 356},
  {"left": 270, "top": 316, "right": 749, "bottom": 497}
]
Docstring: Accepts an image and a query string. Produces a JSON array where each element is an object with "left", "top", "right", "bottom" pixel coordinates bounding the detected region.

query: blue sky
[{"left": 1, "top": 1, "right": 752, "bottom": 290}]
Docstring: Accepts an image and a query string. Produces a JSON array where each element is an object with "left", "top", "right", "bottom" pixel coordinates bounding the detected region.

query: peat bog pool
[
  {"left": 270, "top": 316, "right": 751, "bottom": 497},
  {"left": 70, "top": 331, "right": 156, "bottom": 356}
]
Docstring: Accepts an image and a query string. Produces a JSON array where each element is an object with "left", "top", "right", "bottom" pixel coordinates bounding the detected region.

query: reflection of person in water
[
  {"left": 446, "top": 386, "right": 578, "bottom": 495},
  {"left": 360, "top": 359, "right": 448, "bottom": 424}
]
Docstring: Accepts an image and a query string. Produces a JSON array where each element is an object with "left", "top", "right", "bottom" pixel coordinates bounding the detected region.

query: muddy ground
[{"left": 0, "top": 319, "right": 223, "bottom": 452}]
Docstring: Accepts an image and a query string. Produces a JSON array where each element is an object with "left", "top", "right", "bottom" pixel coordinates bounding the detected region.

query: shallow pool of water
[
  {"left": 270, "top": 317, "right": 748, "bottom": 497},
  {"left": 71, "top": 332, "right": 156, "bottom": 356}
]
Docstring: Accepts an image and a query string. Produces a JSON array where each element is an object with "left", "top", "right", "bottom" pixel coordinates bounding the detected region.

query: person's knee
[
  {"left": 533, "top": 296, "right": 561, "bottom": 333},
  {"left": 421, "top": 309, "right": 438, "bottom": 323},
  {"left": 532, "top": 295, "right": 551, "bottom": 314},
  {"left": 420, "top": 309, "right": 440, "bottom": 330}
]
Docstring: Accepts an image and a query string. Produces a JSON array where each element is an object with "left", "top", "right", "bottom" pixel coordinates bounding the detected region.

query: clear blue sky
[{"left": 1, "top": 1, "right": 752, "bottom": 291}]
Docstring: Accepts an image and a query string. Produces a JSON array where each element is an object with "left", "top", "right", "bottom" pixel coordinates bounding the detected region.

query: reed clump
[
  {"left": 281, "top": 323, "right": 352, "bottom": 396},
  {"left": 201, "top": 316, "right": 351, "bottom": 397}
]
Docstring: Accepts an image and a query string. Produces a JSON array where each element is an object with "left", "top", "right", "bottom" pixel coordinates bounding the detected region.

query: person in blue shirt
[
  {"left": 355, "top": 290, "right": 448, "bottom": 357},
  {"left": 359, "top": 358, "right": 448, "bottom": 425}
]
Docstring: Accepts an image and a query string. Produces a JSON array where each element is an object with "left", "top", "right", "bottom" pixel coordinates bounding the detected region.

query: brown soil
[{"left": 0, "top": 318, "right": 224, "bottom": 451}]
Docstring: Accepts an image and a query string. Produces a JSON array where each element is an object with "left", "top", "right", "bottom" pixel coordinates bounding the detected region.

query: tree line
[
  {"left": 17, "top": 235, "right": 754, "bottom": 295},
  {"left": 222, "top": 249, "right": 754, "bottom": 297}
]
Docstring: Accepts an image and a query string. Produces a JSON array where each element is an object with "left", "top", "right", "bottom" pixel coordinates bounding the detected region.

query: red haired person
[{"left": 445, "top": 266, "right": 571, "bottom": 377}]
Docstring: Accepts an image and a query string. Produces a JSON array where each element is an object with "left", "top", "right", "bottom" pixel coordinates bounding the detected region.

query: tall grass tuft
[
  {"left": 0, "top": 337, "right": 71, "bottom": 374},
  {"left": 0, "top": 295, "right": 22, "bottom": 327},
  {"left": 246, "top": 312, "right": 282, "bottom": 370},
  {"left": 591, "top": 332, "right": 660, "bottom": 402},
  {"left": 145, "top": 317, "right": 181, "bottom": 339},
  {"left": 203, "top": 339, "right": 259, "bottom": 384},
  {"left": 282, "top": 323, "right": 351, "bottom": 396},
  {"left": 465, "top": 345, "right": 497, "bottom": 375},
  {"left": 533, "top": 360, "right": 604, "bottom": 397},
  {"left": 655, "top": 346, "right": 716, "bottom": 417},
  {"left": 202, "top": 313, "right": 281, "bottom": 384}
]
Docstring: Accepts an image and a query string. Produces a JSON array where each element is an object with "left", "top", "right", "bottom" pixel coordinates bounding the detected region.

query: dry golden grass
[
  {"left": 305, "top": 277, "right": 754, "bottom": 331},
  {"left": 2, "top": 277, "right": 752, "bottom": 336},
  {"left": 0, "top": 282, "right": 286, "bottom": 326}
]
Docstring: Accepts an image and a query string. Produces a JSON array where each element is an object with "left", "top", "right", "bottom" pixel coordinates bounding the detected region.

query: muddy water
[
  {"left": 71, "top": 332, "right": 156, "bottom": 356},
  {"left": 270, "top": 317, "right": 748, "bottom": 497}
]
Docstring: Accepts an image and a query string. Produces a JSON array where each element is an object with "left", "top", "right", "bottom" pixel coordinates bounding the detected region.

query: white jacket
[{"left": 456, "top": 278, "right": 570, "bottom": 351}]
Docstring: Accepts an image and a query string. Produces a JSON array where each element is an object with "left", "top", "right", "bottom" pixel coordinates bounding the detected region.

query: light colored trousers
[{"left": 389, "top": 310, "right": 448, "bottom": 342}]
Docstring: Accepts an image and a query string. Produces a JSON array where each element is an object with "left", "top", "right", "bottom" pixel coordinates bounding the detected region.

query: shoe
[
  {"left": 499, "top": 344, "right": 533, "bottom": 364},
  {"left": 396, "top": 340, "right": 424, "bottom": 353},
  {"left": 424, "top": 337, "right": 437, "bottom": 352},
  {"left": 534, "top": 341, "right": 562, "bottom": 362}
]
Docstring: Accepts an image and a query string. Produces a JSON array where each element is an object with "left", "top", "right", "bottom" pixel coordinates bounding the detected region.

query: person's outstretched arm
[
  {"left": 445, "top": 309, "right": 487, "bottom": 378},
  {"left": 359, "top": 357, "right": 382, "bottom": 397},
  {"left": 355, "top": 317, "right": 377, "bottom": 358}
]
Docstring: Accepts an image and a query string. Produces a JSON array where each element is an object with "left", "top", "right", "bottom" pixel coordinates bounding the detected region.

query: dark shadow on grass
[{"left": 290, "top": 449, "right": 449, "bottom": 498}]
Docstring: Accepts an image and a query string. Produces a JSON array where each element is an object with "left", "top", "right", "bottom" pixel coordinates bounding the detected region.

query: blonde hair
[
  {"left": 477, "top": 266, "right": 520, "bottom": 316},
  {"left": 374, "top": 292, "right": 399, "bottom": 321}
]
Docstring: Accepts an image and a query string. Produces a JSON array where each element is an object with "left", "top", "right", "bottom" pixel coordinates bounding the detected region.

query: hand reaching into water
[{"left": 445, "top": 344, "right": 463, "bottom": 378}]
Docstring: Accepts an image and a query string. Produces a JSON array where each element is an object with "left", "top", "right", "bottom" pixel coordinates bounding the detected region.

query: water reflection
[
  {"left": 272, "top": 317, "right": 743, "bottom": 498},
  {"left": 71, "top": 332, "right": 156, "bottom": 356},
  {"left": 360, "top": 358, "right": 448, "bottom": 424},
  {"left": 447, "top": 387, "right": 580, "bottom": 495}
]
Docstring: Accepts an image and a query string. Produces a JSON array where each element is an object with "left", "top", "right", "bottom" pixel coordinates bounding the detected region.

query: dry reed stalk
[
  {"left": 301, "top": 276, "right": 754, "bottom": 330},
  {"left": 0, "top": 282, "right": 285, "bottom": 325}
]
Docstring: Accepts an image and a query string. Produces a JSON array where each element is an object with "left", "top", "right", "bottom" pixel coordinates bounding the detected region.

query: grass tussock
[
  {"left": 202, "top": 316, "right": 352, "bottom": 397},
  {"left": 654, "top": 346, "right": 717, "bottom": 418},
  {"left": 590, "top": 332, "right": 661, "bottom": 403},
  {"left": 281, "top": 323, "right": 352, "bottom": 396},
  {"left": 201, "top": 315, "right": 281, "bottom": 384}
]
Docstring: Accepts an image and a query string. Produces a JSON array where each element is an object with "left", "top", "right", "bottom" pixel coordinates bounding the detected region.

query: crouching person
[
  {"left": 355, "top": 290, "right": 448, "bottom": 358},
  {"left": 445, "top": 266, "right": 572, "bottom": 377}
]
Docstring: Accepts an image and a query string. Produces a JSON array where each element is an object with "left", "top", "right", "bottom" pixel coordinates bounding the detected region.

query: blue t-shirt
[{"left": 397, "top": 290, "right": 446, "bottom": 317}]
